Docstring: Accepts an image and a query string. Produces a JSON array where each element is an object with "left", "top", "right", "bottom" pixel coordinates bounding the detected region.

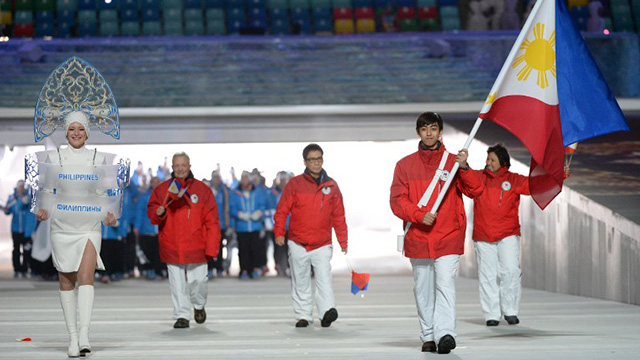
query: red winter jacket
[
  {"left": 148, "top": 174, "right": 221, "bottom": 264},
  {"left": 390, "top": 143, "right": 484, "bottom": 259},
  {"left": 274, "top": 169, "right": 348, "bottom": 251},
  {"left": 472, "top": 167, "right": 530, "bottom": 242}
]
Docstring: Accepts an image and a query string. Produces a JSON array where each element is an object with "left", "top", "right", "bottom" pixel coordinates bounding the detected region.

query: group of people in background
[{"left": 2, "top": 161, "right": 296, "bottom": 284}]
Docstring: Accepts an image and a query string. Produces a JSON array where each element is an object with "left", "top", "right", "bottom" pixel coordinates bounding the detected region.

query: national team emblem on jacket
[
  {"left": 322, "top": 186, "right": 332, "bottom": 195},
  {"left": 190, "top": 193, "right": 199, "bottom": 203},
  {"left": 440, "top": 170, "right": 450, "bottom": 182},
  {"left": 502, "top": 181, "right": 512, "bottom": 191}
]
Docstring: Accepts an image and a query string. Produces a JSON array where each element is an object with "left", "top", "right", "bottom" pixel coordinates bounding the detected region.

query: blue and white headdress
[{"left": 33, "top": 56, "right": 120, "bottom": 142}]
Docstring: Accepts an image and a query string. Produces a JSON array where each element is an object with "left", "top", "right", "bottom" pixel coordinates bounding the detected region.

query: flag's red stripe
[{"left": 480, "top": 95, "right": 565, "bottom": 209}]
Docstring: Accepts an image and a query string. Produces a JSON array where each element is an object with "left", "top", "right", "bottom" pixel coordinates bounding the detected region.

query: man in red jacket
[
  {"left": 148, "top": 152, "right": 220, "bottom": 329},
  {"left": 390, "top": 112, "right": 483, "bottom": 354},
  {"left": 274, "top": 143, "right": 348, "bottom": 328}
]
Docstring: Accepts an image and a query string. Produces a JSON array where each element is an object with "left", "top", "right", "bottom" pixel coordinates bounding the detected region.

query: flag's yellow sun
[{"left": 512, "top": 23, "right": 556, "bottom": 89}]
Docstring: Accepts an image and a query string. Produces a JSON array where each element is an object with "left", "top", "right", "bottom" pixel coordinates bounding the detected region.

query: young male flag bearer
[
  {"left": 390, "top": 112, "right": 483, "bottom": 354},
  {"left": 274, "top": 143, "right": 348, "bottom": 328}
]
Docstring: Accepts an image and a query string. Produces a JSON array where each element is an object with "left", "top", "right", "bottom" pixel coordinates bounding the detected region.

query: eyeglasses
[{"left": 305, "top": 156, "right": 323, "bottom": 163}]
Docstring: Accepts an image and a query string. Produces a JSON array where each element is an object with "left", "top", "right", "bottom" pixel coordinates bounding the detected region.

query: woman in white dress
[{"left": 36, "top": 112, "right": 118, "bottom": 357}]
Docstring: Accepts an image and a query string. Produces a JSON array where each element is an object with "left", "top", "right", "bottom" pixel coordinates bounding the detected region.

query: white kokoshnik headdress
[{"left": 33, "top": 56, "right": 120, "bottom": 142}]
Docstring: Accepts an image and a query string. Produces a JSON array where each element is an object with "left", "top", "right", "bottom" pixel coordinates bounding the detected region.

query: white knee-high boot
[
  {"left": 77, "top": 285, "right": 94, "bottom": 355},
  {"left": 60, "top": 290, "right": 79, "bottom": 358}
]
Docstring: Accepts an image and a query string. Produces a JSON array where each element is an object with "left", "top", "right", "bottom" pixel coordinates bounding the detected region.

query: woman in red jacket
[{"left": 472, "top": 144, "right": 530, "bottom": 327}]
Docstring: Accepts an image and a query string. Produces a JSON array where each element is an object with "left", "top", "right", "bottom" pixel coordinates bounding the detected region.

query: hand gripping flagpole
[{"left": 428, "top": 117, "right": 483, "bottom": 215}]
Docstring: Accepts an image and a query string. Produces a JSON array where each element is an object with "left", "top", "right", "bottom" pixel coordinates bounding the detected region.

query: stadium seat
[
  {"left": 78, "top": 22, "right": 98, "bottom": 36},
  {"left": 398, "top": 18, "right": 418, "bottom": 31},
  {"left": 162, "top": 0, "right": 182, "bottom": 9},
  {"left": 355, "top": 18, "right": 374, "bottom": 33},
  {"left": 184, "top": 0, "right": 202, "bottom": 9},
  {"left": 419, "top": 6, "right": 437, "bottom": 19},
  {"left": 15, "top": 0, "right": 35, "bottom": 11},
  {"left": 164, "top": 18, "right": 183, "bottom": 35},
  {"left": 35, "top": 0, "right": 56, "bottom": 11},
  {"left": 14, "top": 10, "right": 34, "bottom": 24},
  {"left": 266, "top": 0, "right": 287, "bottom": 8},
  {"left": 121, "top": 0, "right": 139, "bottom": 9},
  {"left": 419, "top": 17, "right": 438, "bottom": 31},
  {"left": 78, "top": 9, "right": 98, "bottom": 23},
  {"left": 271, "top": 18, "right": 290, "bottom": 34},
  {"left": 121, "top": 8, "right": 139, "bottom": 21},
  {"left": 142, "top": 8, "right": 160, "bottom": 20},
  {"left": 57, "top": 0, "right": 79, "bottom": 11},
  {"left": 331, "top": 0, "right": 351, "bottom": 8},
  {"left": 206, "top": 17, "right": 225, "bottom": 34},
  {"left": 98, "top": 0, "right": 119, "bottom": 10},
  {"left": 205, "top": 0, "right": 226, "bottom": 8},
  {"left": 78, "top": 0, "right": 97, "bottom": 10},
  {"left": 57, "top": 21, "right": 73, "bottom": 37},
  {"left": 100, "top": 9, "right": 118, "bottom": 22},
  {"left": 333, "top": 7, "right": 352, "bottom": 19},
  {"left": 100, "top": 20, "right": 119, "bottom": 36},
  {"left": 141, "top": 0, "right": 159, "bottom": 9},
  {"left": 354, "top": 6, "right": 373, "bottom": 19},
  {"left": 185, "top": 17, "right": 205, "bottom": 34},
  {"left": 142, "top": 20, "right": 161, "bottom": 34},
  {"left": 121, "top": 21, "right": 140, "bottom": 35},
  {"left": 334, "top": 18, "right": 354, "bottom": 34},
  {"left": 14, "top": 23, "right": 35, "bottom": 37},
  {"left": 352, "top": 0, "right": 371, "bottom": 7},
  {"left": 36, "top": 18, "right": 55, "bottom": 36},
  {"left": 0, "top": 11, "right": 12, "bottom": 25}
]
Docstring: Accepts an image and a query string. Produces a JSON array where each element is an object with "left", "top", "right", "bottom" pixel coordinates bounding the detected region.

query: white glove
[
  {"left": 238, "top": 212, "right": 251, "bottom": 221},
  {"left": 250, "top": 210, "right": 263, "bottom": 221}
]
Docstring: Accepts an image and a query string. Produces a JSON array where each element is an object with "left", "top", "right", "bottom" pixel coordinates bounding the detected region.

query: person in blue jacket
[
  {"left": 3, "top": 180, "right": 33, "bottom": 278},
  {"left": 266, "top": 171, "right": 291, "bottom": 277},
  {"left": 208, "top": 170, "right": 234, "bottom": 278},
  {"left": 134, "top": 177, "right": 163, "bottom": 279},
  {"left": 230, "top": 171, "right": 267, "bottom": 279}
]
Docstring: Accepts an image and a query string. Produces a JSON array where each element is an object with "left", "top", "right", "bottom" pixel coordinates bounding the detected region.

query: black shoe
[
  {"left": 421, "top": 341, "right": 436, "bottom": 352},
  {"left": 173, "top": 318, "right": 190, "bottom": 329},
  {"left": 194, "top": 308, "right": 206, "bottom": 324},
  {"left": 295, "top": 319, "right": 309, "bottom": 328},
  {"left": 504, "top": 315, "right": 520, "bottom": 325},
  {"left": 321, "top": 308, "right": 338, "bottom": 328},
  {"left": 437, "top": 335, "right": 456, "bottom": 354},
  {"left": 486, "top": 320, "right": 500, "bottom": 326}
]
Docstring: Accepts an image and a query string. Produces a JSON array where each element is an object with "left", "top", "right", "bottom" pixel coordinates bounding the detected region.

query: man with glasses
[{"left": 274, "top": 143, "right": 348, "bottom": 328}]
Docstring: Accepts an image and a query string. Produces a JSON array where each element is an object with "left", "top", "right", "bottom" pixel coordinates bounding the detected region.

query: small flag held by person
[{"left": 351, "top": 271, "right": 370, "bottom": 295}]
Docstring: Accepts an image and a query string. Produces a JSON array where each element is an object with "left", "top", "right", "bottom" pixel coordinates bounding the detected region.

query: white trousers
[
  {"left": 167, "top": 263, "right": 208, "bottom": 320},
  {"left": 474, "top": 235, "right": 521, "bottom": 321},
  {"left": 288, "top": 240, "right": 335, "bottom": 321},
  {"left": 410, "top": 255, "right": 459, "bottom": 343}
]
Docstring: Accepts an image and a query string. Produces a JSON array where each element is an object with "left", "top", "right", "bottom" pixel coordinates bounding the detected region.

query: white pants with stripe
[
  {"left": 474, "top": 235, "right": 521, "bottom": 321},
  {"left": 167, "top": 263, "right": 208, "bottom": 320},
  {"left": 411, "top": 255, "right": 459, "bottom": 343},
  {"left": 288, "top": 240, "right": 335, "bottom": 322}
]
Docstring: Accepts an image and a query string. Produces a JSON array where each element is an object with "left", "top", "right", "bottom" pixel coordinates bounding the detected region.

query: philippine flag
[{"left": 479, "top": 0, "right": 629, "bottom": 209}]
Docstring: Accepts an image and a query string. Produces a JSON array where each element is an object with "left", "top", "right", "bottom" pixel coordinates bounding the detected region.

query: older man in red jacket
[
  {"left": 390, "top": 112, "right": 483, "bottom": 354},
  {"left": 274, "top": 143, "right": 348, "bottom": 329},
  {"left": 148, "top": 152, "right": 220, "bottom": 329}
]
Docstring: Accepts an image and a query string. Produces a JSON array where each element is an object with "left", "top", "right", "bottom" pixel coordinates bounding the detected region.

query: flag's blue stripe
[
  {"left": 351, "top": 282, "right": 359, "bottom": 295},
  {"left": 556, "top": 0, "right": 629, "bottom": 146}
]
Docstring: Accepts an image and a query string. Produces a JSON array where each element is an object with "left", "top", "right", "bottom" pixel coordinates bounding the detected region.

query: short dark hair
[
  {"left": 487, "top": 143, "right": 511, "bottom": 168},
  {"left": 416, "top": 112, "right": 443, "bottom": 131},
  {"left": 303, "top": 143, "right": 323, "bottom": 159}
]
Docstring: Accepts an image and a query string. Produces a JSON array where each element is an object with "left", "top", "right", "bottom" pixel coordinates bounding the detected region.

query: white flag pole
[{"left": 429, "top": 117, "right": 483, "bottom": 214}]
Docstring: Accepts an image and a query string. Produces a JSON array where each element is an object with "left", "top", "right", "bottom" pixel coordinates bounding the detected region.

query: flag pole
[{"left": 429, "top": 117, "right": 483, "bottom": 214}]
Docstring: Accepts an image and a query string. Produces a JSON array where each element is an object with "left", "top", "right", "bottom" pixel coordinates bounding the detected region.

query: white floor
[{"left": 1, "top": 273, "right": 639, "bottom": 360}]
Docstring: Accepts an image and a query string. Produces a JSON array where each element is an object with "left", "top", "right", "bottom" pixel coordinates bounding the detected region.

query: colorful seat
[
  {"left": 100, "top": 9, "right": 118, "bottom": 22},
  {"left": 334, "top": 18, "right": 354, "bottom": 34},
  {"left": 355, "top": 17, "right": 374, "bottom": 32}
]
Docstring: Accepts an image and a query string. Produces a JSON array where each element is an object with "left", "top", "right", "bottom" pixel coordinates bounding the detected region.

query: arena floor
[{"left": 1, "top": 273, "right": 639, "bottom": 360}]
